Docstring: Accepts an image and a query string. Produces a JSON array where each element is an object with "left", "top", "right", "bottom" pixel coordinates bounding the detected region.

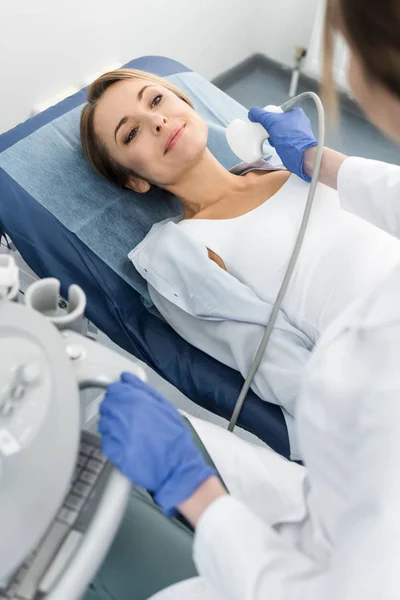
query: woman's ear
[{"left": 125, "top": 178, "right": 150, "bottom": 193}]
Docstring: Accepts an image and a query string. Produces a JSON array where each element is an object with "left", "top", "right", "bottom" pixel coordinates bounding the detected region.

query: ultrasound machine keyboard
[{"left": 1, "top": 431, "right": 113, "bottom": 600}]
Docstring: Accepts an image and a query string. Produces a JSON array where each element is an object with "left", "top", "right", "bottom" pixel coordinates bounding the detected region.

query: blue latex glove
[
  {"left": 248, "top": 107, "right": 317, "bottom": 183},
  {"left": 99, "top": 372, "right": 216, "bottom": 517}
]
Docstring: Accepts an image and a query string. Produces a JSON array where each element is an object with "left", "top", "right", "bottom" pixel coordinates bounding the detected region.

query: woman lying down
[{"left": 80, "top": 69, "right": 400, "bottom": 458}]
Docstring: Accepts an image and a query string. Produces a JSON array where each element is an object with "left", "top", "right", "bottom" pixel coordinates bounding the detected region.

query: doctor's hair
[
  {"left": 323, "top": 0, "right": 400, "bottom": 113},
  {"left": 80, "top": 69, "right": 194, "bottom": 187}
]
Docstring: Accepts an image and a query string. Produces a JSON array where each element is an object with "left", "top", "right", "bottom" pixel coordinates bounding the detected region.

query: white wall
[
  {"left": 0, "top": 0, "right": 327, "bottom": 134},
  {"left": 0, "top": 0, "right": 256, "bottom": 133},
  {"left": 255, "top": 0, "right": 321, "bottom": 69}
]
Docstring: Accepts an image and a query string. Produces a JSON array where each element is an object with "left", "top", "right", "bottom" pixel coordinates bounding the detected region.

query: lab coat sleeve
[
  {"left": 338, "top": 156, "right": 400, "bottom": 238},
  {"left": 193, "top": 495, "right": 321, "bottom": 600},
  {"left": 194, "top": 293, "right": 400, "bottom": 600}
]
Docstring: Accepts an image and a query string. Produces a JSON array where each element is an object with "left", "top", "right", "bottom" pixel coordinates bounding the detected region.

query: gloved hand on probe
[
  {"left": 99, "top": 372, "right": 216, "bottom": 517},
  {"left": 248, "top": 107, "right": 317, "bottom": 182}
]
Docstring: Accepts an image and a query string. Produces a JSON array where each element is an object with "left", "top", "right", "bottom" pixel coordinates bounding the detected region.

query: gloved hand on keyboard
[
  {"left": 248, "top": 107, "right": 317, "bottom": 182},
  {"left": 99, "top": 372, "right": 216, "bottom": 517}
]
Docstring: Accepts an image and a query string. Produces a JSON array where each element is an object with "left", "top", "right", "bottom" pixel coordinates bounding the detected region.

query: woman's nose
[{"left": 153, "top": 115, "right": 168, "bottom": 133}]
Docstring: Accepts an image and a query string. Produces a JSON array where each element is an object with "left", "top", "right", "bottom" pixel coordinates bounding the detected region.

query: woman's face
[
  {"left": 347, "top": 50, "right": 400, "bottom": 144},
  {"left": 93, "top": 78, "right": 209, "bottom": 189}
]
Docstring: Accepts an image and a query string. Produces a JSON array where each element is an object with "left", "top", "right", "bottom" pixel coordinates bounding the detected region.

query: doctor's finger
[{"left": 248, "top": 107, "right": 281, "bottom": 128}]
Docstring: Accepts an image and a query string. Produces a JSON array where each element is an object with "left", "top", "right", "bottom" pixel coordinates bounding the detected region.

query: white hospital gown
[
  {"left": 149, "top": 157, "right": 400, "bottom": 600},
  {"left": 131, "top": 161, "right": 400, "bottom": 459}
]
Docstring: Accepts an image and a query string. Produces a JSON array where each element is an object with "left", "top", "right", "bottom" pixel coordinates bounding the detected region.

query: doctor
[{"left": 90, "top": 1, "right": 400, "bottom": 599}]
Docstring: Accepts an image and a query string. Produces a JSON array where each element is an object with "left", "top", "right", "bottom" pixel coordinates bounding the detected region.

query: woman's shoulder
[
  {"left": 129, "top": 216, "right": 182, "bottom": 257},
  {"left": 128, "top": 217, "right": 206, "bottom": 275}
]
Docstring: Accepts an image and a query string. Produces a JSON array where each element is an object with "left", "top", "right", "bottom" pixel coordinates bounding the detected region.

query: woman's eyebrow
[
  {"left": 138, "top": 84, "right": 155, "bottom": 101},
  {"left": 114, "top": 116, "right": 128, "bottom": 142},
  {"left": 114, "top": 85, "right": 157, "bottom": 142}
]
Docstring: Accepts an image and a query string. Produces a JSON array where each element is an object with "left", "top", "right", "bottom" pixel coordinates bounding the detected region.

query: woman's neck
[{"left": 163, "top": 149, "right": 248, "bottom": 218}]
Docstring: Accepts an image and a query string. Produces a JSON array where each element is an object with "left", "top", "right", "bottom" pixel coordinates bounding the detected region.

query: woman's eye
[
  {"left": 123, "top": 95, "right": 162, "bottom": 144},
  {"left": 151, "top": 94, "right": 163, "bottom": 108},
  {"left": 125, "top": 128, "right": 138, "bottom": 144}
]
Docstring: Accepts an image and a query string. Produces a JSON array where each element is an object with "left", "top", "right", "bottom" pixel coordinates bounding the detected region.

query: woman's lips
[{"left": 165, "top": 124, "right": 186, "bottom": 153}]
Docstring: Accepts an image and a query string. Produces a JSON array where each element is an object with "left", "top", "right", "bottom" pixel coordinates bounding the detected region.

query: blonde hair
[{"left": 80, "top": 69, "right": 194, "bottom": 187}]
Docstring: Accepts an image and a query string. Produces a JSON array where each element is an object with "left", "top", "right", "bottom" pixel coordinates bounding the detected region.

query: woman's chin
[{"left": 171, "top": 142, "right": 207, "bottom": 167}]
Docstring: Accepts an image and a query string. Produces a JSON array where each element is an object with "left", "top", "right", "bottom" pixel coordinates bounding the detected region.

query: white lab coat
[{"left": 150, "top": 157, "right": 400, "bottom": 600}]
